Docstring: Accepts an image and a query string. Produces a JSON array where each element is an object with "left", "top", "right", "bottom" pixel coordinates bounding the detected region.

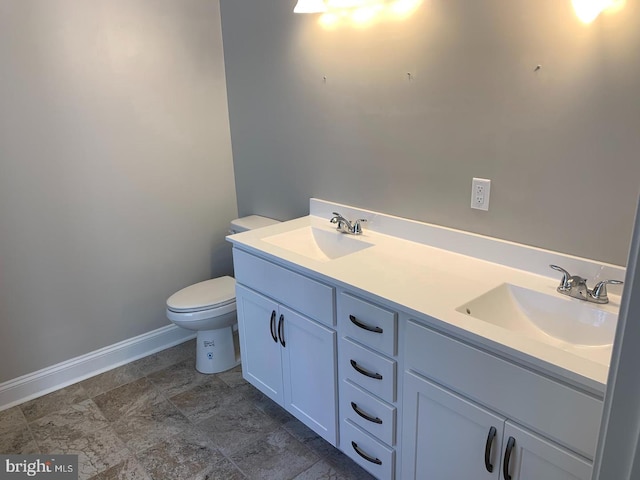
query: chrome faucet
[
  {"left": 549, "top": 265, "right": 623, "bottom": 304},
  {"left": 330, "top": 212, "right": 367, "bottom": 235}
]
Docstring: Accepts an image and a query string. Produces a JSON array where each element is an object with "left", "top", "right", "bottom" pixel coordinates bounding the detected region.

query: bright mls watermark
[{"left": 1, "top": 455, "right": 77, "bottom": 479}]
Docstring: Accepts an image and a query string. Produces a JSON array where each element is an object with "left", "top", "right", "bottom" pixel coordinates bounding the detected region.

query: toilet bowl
[
  {"left": 167, "top": 276, "right": 238, "bottom": 374},
  {"left": 166, "top": 215, "right": 280, "bottom": 374}
]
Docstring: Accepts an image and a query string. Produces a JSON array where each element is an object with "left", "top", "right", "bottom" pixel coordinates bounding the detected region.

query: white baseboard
[{"left": 0, "top": 325, "right": 196, "bottom": 411}]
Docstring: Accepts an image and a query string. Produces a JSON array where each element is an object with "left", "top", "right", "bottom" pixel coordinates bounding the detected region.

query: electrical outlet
[{"left": 471, "top": 178, "right": 491, "bottom": 211}]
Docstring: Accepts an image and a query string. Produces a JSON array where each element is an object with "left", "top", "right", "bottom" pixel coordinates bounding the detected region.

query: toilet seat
[{"left": 167, "top": 276, "right": 236, "bottom": 315}]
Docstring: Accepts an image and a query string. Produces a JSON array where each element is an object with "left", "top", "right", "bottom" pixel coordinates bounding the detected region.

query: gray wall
[
  {"left": 0, "top": 0, "right": 237, "bottom": 383},
  {"left": 221, "top": 0, "right": 640, "bottom": 266}
]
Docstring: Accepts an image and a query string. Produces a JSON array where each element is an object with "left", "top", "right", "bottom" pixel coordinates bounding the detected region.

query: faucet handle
[
  {"left": 330, "top": 212, "right": 342, "bottom": 224},
  {"left": 352, "top": 219, "right": 367, "bottom": 235},
  {"left": 591, "top": 279, "right": 624, "bottom": 301},
  {"left": 549, "top": 265, "right": 572, "bottom": 291}
]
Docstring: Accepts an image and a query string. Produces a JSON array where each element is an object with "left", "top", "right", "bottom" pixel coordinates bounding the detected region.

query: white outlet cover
[{"left": 471, "top": 178, "right": 491, "bottom": 211}]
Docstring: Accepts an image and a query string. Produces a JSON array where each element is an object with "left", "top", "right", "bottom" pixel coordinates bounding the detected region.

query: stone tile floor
[{"left": 0, "top": 340, "right": 376, "bottom": 480}]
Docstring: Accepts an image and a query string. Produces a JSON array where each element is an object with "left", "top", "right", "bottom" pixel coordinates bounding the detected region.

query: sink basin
[
  {"left": 263, "top": 226, "right": 373, "bottom": 262},
  {"left": 457, "top": 283, "right": 617, "bottom": 347}
]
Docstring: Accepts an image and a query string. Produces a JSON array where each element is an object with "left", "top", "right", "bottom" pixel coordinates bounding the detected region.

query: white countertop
[{"left": 227, "top": 199, "right": 625, "bottom": 396}]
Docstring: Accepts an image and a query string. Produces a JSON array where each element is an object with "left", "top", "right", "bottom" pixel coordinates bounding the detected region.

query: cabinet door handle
[
  {"left": 269, "top": 310, "right": 278, "bottom": 343},
  {"left": 484, "top": 426, "right": 497, "bottom": 473},
  {"left": 349, "top": 314, "right": 383, "bottom": 334},
  {"left": 503, "top": 436, "right": 515, "bottom": 480},
  {"left": 350, "top": 359, "right": 383, "bottom": 380},
  {"left": 277, "top": 314, "right": 286, "bottom": 347},
  {"left": 351, "top": 402, "right": 383, "bottom": 424},
  {"left": 351, "top": 441, "right": 382, "bottom": 465}
]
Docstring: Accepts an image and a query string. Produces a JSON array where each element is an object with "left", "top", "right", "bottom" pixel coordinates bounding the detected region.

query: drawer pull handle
[
  {"left": 349, "top": 315, "right": 383, "bottom": 334},
  {"left": 277, "top": 314, "right": 286, "bottom": 347},
  {"left": 350, "top": 360, "right": 383, "bottom": 380},
  {"left": 269, "top": 310, "right": 278, "bottom": 343},
  {"left": 484, "top": 426, "right": 497, "bottom": 473},
  {"left": 351, "top": 402, "right": 383, "bottom": 424},
  {"left": 503, "top": 436, "right": 515, "bottom": 480},
  {"left": 351, "top": 441, "right": 382, "bottom": 465}
]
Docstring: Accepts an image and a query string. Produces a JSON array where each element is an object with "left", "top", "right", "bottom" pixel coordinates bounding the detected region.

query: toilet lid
[{"left": 167, "top": 276, "right": 236, "bottom": 313}]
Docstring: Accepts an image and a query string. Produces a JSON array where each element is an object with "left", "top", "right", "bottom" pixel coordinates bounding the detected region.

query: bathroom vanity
[{"left": 227, "top": 199, "right": 623, "bottom": 480}]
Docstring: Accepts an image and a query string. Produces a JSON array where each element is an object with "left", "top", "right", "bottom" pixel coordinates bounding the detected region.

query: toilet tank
[{"left": 229, "top": 215, "right": 280, "bottom": 234}]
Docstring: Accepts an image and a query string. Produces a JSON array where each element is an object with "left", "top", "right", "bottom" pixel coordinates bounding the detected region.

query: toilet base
[{"left": 195, "top": 327, "right": 240, "bottom": 374}]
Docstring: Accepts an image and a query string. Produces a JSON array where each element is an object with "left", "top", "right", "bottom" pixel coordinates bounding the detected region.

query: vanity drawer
[
  {"left": 340, "top": 292, "right": 397, "bottom": 356},
  {"left": 341, "top": 419, "right": 395, "bottom": 480},
  {"left": 341, "top": 379, "right": 396, "bottom": 446},
  {"left": 405, "top": 320, "right": 603, "bottom": 459},
  {"left": 341, "top": 338, "right": 396, "bottom": 403},
  {"left": 233, "top": 248, "right": 335, "bottom": 327}
]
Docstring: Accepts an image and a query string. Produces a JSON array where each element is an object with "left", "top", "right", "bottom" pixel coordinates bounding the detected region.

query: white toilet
[{"left": 166, "top": 215, "right": 280, "bottom": 374}]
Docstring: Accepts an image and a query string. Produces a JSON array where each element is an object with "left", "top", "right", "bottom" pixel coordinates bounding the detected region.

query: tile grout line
[{"left": 20, "top": 405, "right": 42, "bottom": 456}]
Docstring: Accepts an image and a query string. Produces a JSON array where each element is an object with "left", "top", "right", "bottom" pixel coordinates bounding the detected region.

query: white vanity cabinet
[
  {"left": 233, "top": 249, "right": 338, "bottom": 445},
  {"left": 233, "top": 245, "right": 604, "bottom": 480},
  {"left": 401, "top": 319, "right": 599, "bottom": 480}
]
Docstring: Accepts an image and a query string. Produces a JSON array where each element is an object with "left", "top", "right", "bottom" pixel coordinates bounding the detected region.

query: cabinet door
[
  {"left": 402, "top": 371, "right": 504, "bottom": 480},
  {"left": 502, "top": 422, "right": 592, "bottom": 480},
  {"left": 281, "top": 305, "right": 338, "bottom": 446},
  {"left": 235, "top": 285, "right": 284, "bottom": 405}
]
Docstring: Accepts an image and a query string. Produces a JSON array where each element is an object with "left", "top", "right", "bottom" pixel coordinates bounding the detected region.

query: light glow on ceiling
[
  {"left": 572, "top": 0, "right": 625, "bottom": 23},
  {"left": 303, "top": 0, "right": 423, "bottom": 28}
]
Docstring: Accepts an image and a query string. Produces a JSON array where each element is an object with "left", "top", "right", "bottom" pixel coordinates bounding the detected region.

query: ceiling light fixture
[{"left": 294, "top": 0, "right": 327, "bottom": 13}]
